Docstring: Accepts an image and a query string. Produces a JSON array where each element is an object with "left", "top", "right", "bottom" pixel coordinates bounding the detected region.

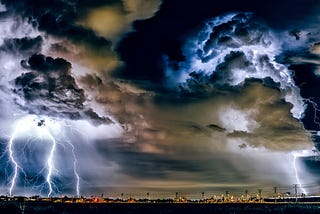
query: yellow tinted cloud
[
  {"left": 79, "top": 0, "right": 161, "bottom": 42},
  {"left": 123, "top": 0, "right": 161, "bottom": 20},
  {"left": 80, "top": 6, "right": 126, "bottom": 40}
]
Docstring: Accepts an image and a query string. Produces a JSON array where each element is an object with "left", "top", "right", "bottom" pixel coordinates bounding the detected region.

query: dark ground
[{"left": 1, "top": 202, "right": 320, "bottom": 214}]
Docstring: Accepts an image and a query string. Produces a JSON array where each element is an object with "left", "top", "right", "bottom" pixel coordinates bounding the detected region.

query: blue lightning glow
[
  {"left": 8, "top": 116, "right": 33, "bottom": 196},
  {"left": 45, "top": 132, "right": 56, "bottom": 197},
  {"left": 6, "top": 115, "right": 81, "bottom": 197},
  {"left": 293, "top": 153, "right": 307, "bottom": 195},
  {"left": 66, "top": 141, "right": 80, "bottom": 197},
  {"left": 8, "top": 131, "right": 21, "bottom": 196},
  {"left": 304, "top": 98, "right": 320, "bottom": 128},
  {"left": 292, "top": 150, "right": 315, "bottom": 196}
]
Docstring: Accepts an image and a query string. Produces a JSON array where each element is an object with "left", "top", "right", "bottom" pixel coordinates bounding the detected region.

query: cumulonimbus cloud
[{"left": 165, "top": 13, "right": 305, "bottom": 120}]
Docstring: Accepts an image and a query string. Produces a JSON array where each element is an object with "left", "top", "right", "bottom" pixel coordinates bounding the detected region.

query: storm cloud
[
  {"left": 14, "top": 54, "right": 86, "bottom": 119},
  {"left": 0, "top": 0, "right": 320, "bottom": 197}
]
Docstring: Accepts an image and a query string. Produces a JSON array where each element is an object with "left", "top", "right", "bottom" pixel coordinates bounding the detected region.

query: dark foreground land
[{"left": 1, "top": 202, "right": 320, "bottom": 214}]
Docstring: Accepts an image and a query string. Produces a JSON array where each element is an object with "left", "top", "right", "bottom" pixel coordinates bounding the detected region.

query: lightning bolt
[
  {"left": 8, "top": 129, "right": 23, "bottom": 196},
  {"left": 304, "top": 98, "right": 320, "bottom": 128},
  {"left": 286, "top": 98, "right": 320, "bottom": 197},
  {"left": 66, "top": 141, "right": 80, "bottom": 197},
  {"left": 293, "top": 153, "right": 307, "bottom": 195},
  {"left": 44, "top": 131, "right": 56, "bottom": 197},
  {"left": 6, "top": 115, "right": 81, "bottom": 197}
]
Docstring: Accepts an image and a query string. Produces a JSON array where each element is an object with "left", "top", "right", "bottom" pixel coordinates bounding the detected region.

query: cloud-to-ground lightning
[
  {"left": 8, "top": 129, "right": 23, "bottom": 196},
  {"left": 293, "top": 154, "right": 307, "bottom": 195},
  {"left": 5, "top": 115, "right": 81, "bottom": 197},
  {"left": 66, "top": 141, "right": 80, "bottom": 197},
  {"left": 292, "top": 150, "right": 315, "bottom": 196},
  {"left": 44, "top": 131, "right": 56, "bottom": 197}
]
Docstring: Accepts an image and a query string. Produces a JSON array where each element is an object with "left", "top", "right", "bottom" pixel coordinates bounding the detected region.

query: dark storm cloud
[
  {"left": 14, "top": 54, "right": 85, "bottom": 117},
  {"left": 311, "top": 132, "right": 320, "bottom": 151},
  {"left": 84, "top": 109, "right": 112, "bottom": 125},
  {"left": 13, "top": 54, "right": 111, "bottom": 123},
  {"left": 179, "top": 121, "right": 212, "bottom": 136},
  {"left": 1, "top": 0, "right": 160, "bottom": 51},
  {"left": 0, "top": 0, "right": 318, "bottom": 195},
  {"left": 1, "top": 0, "right": 112, "bottom": 48},
  {"left": 291, "top": 63, "right": 320, "bottom": 131},
  {"left": 117, "top": 0, "right": 320, "bottom": 84},
  {"left": 163, "top": 12, "right": 294, "bottom": 104},
  {"left": 176, "top": 121, "right": 226, "bottom": 136},
  {"left": 206, "top": 124, "right": 226, "bottom": 132},
  {"left": 0, "top": 36, "right": 43, "bottom": 56},
  {"left": 278, "top": 44, "right": 320, "bottom": 132},
  {"left": 96, "top": 139, "right": 248, "bottom": 183}
]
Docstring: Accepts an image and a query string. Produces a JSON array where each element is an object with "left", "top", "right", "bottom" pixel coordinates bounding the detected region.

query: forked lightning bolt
[
  {"left": 6, "top": 115, "right": 81, "bottom": 197},
  {"left": 288, "top": 98, "right": 320, "bottom": 196},
  {"left": 304, "top": 98, "right": 320, "bottom": 128},
  {"left": 8, "top": 129, "right": 22, "bottom": 196}
]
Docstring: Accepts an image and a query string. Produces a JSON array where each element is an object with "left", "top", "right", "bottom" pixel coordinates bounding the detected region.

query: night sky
[{"left": 0, "top": 0, "right": 320, "bottom": 198}]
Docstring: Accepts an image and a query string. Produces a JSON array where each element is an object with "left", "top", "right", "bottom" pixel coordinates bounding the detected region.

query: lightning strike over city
[{"left": 2, "top": 0, "right": 320, "bottom": 213}]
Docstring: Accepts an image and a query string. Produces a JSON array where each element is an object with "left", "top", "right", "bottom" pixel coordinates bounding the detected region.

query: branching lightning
[
  {"left": 304, "top": 98, "right": 320, "bottom": 128},
  {"left": 292, "top": 97, "right": 320, "bottom": 196},
  {"left": 5, "top": 115, "right": 81, "bottom": 197},
  {"left": 8, "top": 130, "right": 23, "bottom": 196},
  {"left": 44, "top": 131, "right": 56, "bottom": 197},
  {"left": 293, "top": 153, "right": 307, "bottom": 195},
  {"left": 66, "top": 141, "right": 80, "bottom": 197}
]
